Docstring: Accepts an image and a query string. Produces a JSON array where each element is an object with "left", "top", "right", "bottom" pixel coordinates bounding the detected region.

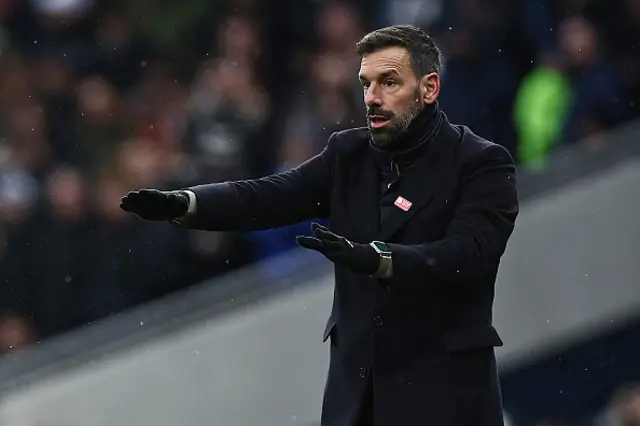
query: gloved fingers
[
  {"left": 297, "top": 237, "right": 346, "bottom": 264},
  {"left": 312, "top": 225, "right": 342, "bottom": 243},
  {"left": 310, "top": 222, "right": 329, "bottom": 233},
  {"left": 296, "top": 236, "right": 342, "bottom": 252},
  {"left": 120, "top": 189, "right": 165, "bottom": 210},
  {"left": 320, "top": 243, "right": 349, "bottom": 263},
  {"left": 319, "top": 240, "right": 344, "bottom": 252},
  {"left": 315, "top": 228, "right": 355, "bottom": 250},
  {"left": 166, "top": 193, "right": 188, "bottom": 216},
  {"left": 119, "top": 191, "right": 140, "bottom": 211},
  {"left": 167, "top": 193, "right": 182, "bottom": 203},
  {"left": 296, "top": 236, "right": 324, "bottom": 251},
  {"left": 138, "top": 188, "right": 165, "bottom": 202}
]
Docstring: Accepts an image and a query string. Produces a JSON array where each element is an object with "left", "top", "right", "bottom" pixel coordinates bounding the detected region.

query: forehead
[{"left": 359, "top": 46, "right": 412, "bottom": 79}]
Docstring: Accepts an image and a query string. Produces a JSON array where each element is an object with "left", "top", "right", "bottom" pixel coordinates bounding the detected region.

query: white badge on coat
[{"left": 394, "top": 196, "right": 412, "bottom": 211}]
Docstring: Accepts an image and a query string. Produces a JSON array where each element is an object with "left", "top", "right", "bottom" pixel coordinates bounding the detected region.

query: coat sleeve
[
  {"left": 387, "top": 143, "right": 519, "bottom": 284},
  {"left": 180, "top": 134, "right": 336, "bottom": 231}
]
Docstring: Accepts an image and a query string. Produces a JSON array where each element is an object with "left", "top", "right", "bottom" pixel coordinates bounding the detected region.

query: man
[{"left": 121, "top": 25, "right": 519, "bottom": 426}]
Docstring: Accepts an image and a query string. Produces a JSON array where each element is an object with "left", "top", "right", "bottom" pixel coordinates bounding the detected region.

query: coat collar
[
  {"left": 346, "top": 109, "right": 460, "bottom": 243},
  {"left": 369, "top": 101, "right": 444, "bottom": 169},
  {"left": 376, "top": 113, "right": 460, "bottom": 241}
]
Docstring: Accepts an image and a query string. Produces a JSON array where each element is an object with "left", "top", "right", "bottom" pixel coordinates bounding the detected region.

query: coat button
[{"left": 373, "top": 315, "right": 384, "bottom": 327}]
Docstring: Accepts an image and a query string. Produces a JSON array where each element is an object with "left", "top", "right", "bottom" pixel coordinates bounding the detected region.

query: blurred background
[{"left": 0, "top": 0, "right": 639, "bottom": 425}]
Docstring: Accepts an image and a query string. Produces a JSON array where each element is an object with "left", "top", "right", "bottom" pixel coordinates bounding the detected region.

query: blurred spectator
[
  {"left": 91, "top": 7, "right": 155, "bottom": 92},
  {"left": 616, "top": 385, "right": 640, "bottom": 426},
  {"left": 513, "top": 51, "right": 572, "bottom": 167},
  {"left": 596, "top": 383, "right": 640, "bottom": 426},
  {"left": 434, "top": 0, "right": 519, "bottom": 154},
  {"left": 183, "top": 57, "right": 270, "bottom": 181},
  {"left": 604, "top": 0, "right": 640, "bottom": 118},
  {"left": 74, "top": 74, "right": 128, "bottom": 168},
  {"left": 557, "top": 16, "right": 627, "bottom": 146},
  {"left": 0, "top": 314, "right": 35, "bottom": 354}
]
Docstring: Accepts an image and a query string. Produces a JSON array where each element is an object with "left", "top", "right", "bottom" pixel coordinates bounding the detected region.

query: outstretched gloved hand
[
  {"left": 120, "top": 189, "right": 189, "bottom": 221},
  {"left": 296, "top": 222, "right": 379, "bottom": 276}
]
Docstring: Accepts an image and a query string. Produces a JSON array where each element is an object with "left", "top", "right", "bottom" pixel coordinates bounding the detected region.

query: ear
[{"left": 419, "top": 72, "right": 440, "bottom": 105}]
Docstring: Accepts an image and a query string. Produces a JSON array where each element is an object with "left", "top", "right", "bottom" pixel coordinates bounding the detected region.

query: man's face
[{"left": 359, "top": 46, "right": 427, "bottom": 146}]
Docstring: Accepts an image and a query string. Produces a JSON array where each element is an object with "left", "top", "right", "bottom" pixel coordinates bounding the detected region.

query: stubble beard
[{"left": 368, "top": 90, "right": 423, "bottom": 147}]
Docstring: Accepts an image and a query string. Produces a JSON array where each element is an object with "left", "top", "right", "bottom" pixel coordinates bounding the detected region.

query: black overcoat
[{"left": 185, "top": 114, "right": 519, "bottom": 426}]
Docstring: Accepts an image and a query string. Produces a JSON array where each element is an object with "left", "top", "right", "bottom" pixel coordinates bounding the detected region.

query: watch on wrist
[{"left": 369, "top": 241, "right": 392, "bottom": 279}]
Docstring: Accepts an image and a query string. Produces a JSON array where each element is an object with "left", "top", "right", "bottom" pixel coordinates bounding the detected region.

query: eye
[
  {"left": 384, "top": 80, "right": 397, "bottom": 87},
  {"left": 361, "top": 81, "right": 371, "bottom": 89}
]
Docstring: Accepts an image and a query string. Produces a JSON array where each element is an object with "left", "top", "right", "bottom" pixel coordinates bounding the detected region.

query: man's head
[{"left": 356, "top": 25, "right": 442, "bottom": 146}]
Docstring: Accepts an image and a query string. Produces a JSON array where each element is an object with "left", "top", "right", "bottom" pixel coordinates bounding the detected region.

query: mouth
[{"left": 368, "top": 115, "right": 391, "bottom": 129}]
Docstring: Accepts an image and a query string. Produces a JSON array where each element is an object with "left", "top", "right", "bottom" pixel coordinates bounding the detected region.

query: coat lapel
[
  {"left": 347, "top": 147, "right": 381, "bottom": 242},
  {"left": 376, "top": 119, "right": 460, "bottom": 242}
]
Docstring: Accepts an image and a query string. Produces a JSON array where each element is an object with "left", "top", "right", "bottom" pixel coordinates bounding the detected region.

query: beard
[{"left": 367, "top": 88, "right": 423, "bottom": 147}]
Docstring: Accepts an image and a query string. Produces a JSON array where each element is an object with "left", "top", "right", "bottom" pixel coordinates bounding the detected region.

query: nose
[{"left": 364, "top": 84, "right": 382, "bottom": 107}]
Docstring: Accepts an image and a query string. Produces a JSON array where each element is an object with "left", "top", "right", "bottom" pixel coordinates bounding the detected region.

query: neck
[
  {"left": 369, "top": 102, "right": 444, "bottom": 166},
  {"left": 373, "top": 102, "right": 441, "bottom": 152}
]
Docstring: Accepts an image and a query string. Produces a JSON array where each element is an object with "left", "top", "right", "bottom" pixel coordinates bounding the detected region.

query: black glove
[
  {"left": 296, "top": 222, "right": 380, "bottom": 276},
  {"left": 120, "top": 189, "right": 189, "bottom": 221}
]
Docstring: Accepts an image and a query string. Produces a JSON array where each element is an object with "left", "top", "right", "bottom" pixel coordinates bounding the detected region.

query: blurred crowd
[
  {"left": 594, "top": 383, "right": 640, "bottom": 426},
  {"left": 0, "top": 0, "right": 637, "bottom": 369}
]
